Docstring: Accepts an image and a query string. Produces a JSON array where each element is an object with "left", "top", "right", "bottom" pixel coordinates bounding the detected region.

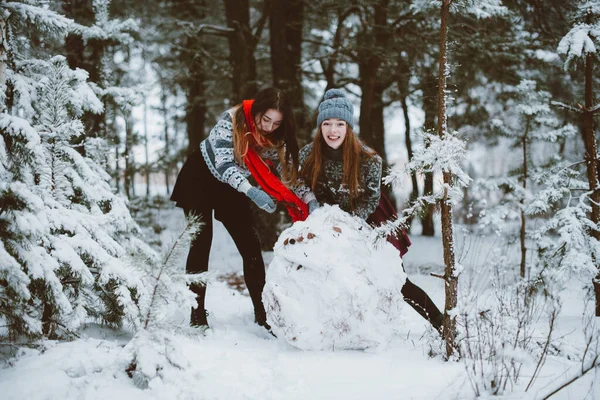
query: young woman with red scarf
[{"left": 171, "top": 88, "right": 314, "bottom": 331}]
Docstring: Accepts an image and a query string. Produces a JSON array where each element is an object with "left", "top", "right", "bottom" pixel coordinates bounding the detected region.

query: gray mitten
[
  {"left": 308, "top": 199, "right": 320, "bottom": 214},
  {"left": 247, "top": 187, "right": 276, "bottom": 213}
]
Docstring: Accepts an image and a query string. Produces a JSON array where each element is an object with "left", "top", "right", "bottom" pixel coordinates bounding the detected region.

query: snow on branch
[
  {"left": 590, "top": 102, "right": 600, "bottom": 114},
  {"left": 550, "top": 101, "right": 583, "bottom": 113},
  {"left": 135, "top": 215, "right": 204, "bottom": 330},
  {"left": 369, "top": 194, "right": 438, "bottom": 244},
  {"left": 3, "top": 2, "right": 73, "bottom": 37},
  {"left": 70, "top": 19, "right": 138, "bottom": 44},
  {"left": 0, "top": 113, "right": 40, "bottom": 147},
  {"left": 558, "top": 23, "right": 600, "bottom": 70},
  {"left": 531, "top": 194, "right": 600, "bottom": 286},
  {"left": 452, "top": 0, "right": 508, "bottom": 19},
  {"left": 526, "top": 162, "right": 588, "bottom": 215},
  {"left": 102, "top": 86, "right": 141, "bottom": 109},
  {"left": 405, "top": 130, "right": 472, "bottom": 189}
]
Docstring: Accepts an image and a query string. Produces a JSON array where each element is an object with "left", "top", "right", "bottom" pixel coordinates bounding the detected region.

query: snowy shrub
[
  {"left": 263, "top": 205, "right": 407, "bottom": 351},
  {"left": 459, "top": 262, "right": 560, "bottom": 397},
  {"left": 123, "top": 216, "right": 204, "bottom": 389},
  {"left": 135, "top": 216, "right": 202, "bottom": 331},
  {"left": 528, "top": 161, "right": 600, "bottom": 289},
  {"left": 123, "top": 329, "right": 192, "bottom": 390}
]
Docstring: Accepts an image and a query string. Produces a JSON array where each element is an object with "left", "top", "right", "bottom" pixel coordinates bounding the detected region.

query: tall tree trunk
[
  {"left": 161, "top": 88, "right": 171, "bottom": 194},
  {"left": 401, "top": 95, "right": 419, "bottom": 232},
  {"left": 520, "top": 120, "right": 530, "bottom": 278},
  {"left": 0, "top": 15, "right": 8, "bottom": 112},
  {"left": 420, "top": 70, "right": 437, "bottom": 236},
  {"left": 143, "top": 98, "right": 150, "bottom": 197},
  {"left": 124, "top": 109, "right": 135, "bottom": 199},
  {"left": 224, "top": 0, "right": 257, "bottom": 102},
  {"left": 269, "top": 0, "right": 307, "bottom": 143},
  {"left": 185, "top": 45, "right": 207, "bottom": 156},
  {"left": 581, "top": 54, "right": 600, "bottom": 316},
  {"left": 437, "top": 0, "right": 458, "bottom": 357},
  {"left": 358, "top": 74, "right": 386, "bottom": 161},
  {"left": 112, "top": 103, "right": 121, "bottom": 192},
  {"left": 357, "top": 1, "right": 387, "bottom": 159}
]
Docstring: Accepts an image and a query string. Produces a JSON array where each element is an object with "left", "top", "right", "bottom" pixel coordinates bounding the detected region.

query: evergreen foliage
[{"left": 0, "top": 2, "right": 156, "bottom": 340}]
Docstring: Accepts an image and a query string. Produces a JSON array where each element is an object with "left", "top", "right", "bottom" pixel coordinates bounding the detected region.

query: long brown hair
[
  {"left": 232, "top": 87, "right": 299, "bottom": 185},
  {"left": 301, "top": 125, "right": 376, "bottom": 210}
]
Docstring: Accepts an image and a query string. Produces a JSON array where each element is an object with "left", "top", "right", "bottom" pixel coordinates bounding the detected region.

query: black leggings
[
  {"left": 172, "top": 151, "right": 267, "bottom": 322},
  {"left": 401, "top": 278, "right": 443, "bottom": 330}
]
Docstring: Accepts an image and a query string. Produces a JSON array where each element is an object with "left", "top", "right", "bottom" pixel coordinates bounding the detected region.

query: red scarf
[{"left": 242, "top": 100, "right": 308, "bottom": 222}]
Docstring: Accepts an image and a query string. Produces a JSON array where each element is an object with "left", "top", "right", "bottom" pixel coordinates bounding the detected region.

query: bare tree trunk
[
  {"left": 0, "top": 15, "right": 7, "bottom": 112},
  {"left": 124, "top": 110, "right": 135, "bottom": 199},
  {"left": 270, "top": 0, "right": 307, "bottom": 143},
  {"left": 437, "top": 0, "right": 458, "bottom": 357},
  {"left": 224, "top": 0, "right": 259, "bottom": 102},
  {"left": 185, "top": 42, "right": 206, "bottom": 156},
  {"left": 143, "top": 98, "right": 150, "bottom": 197},
  {"left": 520, "top": 120, "right": 530, "bottom": 278},
  {"left": 357, "top": 1, "right": 388, "bottom": 160},
  {"left": 112, "top": 104, "right": 121, "bottom": 192},
  {"left": 161, "top": 88, "right": 170, "bottom": 194},
  {"left": 420, "top": 69, "right": 437, "bottom": 236},
  {"left": 581, "top": 54, "right": 600, "bottom": 316},
  {"left": 401, "top": 95, "right": 419, "bottom": 232}
]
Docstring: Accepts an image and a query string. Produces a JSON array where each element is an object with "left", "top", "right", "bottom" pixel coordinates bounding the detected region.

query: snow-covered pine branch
[
  {"left": 2, "top": 2, "right": 73, "bottom": 38},
  {"left": 526, "top": 162, "right": 588, "bottom": 215},
  {"left": 557, "top": 1, "right": 600, "bottom": 71},
  {"left": 531, "top": 193, "right": 600, "bottom": 286},
  {"left": 451, "top": 0, "right": 508, "bottom": 19},
  {"left": 405, "top": 130, "right": 472, "bottom": 190},
  {"left": 410, "top": 0, "right": 507, "bottom": 16},
  {"left": 550, "top": 101, "right": 583, "bottom": 113},
  {"left": 138, "top": 215, "right": 203, "bottom": 330},
  {"left": 69, "top": 0, "right": 138, "bottom": 45}
]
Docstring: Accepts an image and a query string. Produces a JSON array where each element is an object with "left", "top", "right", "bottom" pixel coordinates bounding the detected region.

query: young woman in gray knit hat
[
  {"left": 294, "top": 88, "right": 445, "bottom": 333},
  {"left": 171, "top": 87, "right": 308, "bottom": 332}
]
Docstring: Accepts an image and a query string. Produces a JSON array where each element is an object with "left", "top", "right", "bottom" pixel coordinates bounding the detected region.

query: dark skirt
[{"left": 170, "top": 149, "right": 250, "bottom": 220}]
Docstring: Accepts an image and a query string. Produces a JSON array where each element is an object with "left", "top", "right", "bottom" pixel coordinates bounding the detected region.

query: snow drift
[{"left": 263, "top": 205, "right": 407, "bottom": 351}]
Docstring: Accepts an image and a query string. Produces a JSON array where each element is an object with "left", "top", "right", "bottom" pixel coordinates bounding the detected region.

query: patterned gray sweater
[
  {"left": 200, "top": 108, "right": 282, "bottom": 193},
  {"left": 295, "top": 143, "right": 382, "bottom": 220}
]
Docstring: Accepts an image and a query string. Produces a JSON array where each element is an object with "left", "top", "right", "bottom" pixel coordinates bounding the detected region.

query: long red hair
[{"left": 301, "top": 125, "right": 376, "bottom": 210}]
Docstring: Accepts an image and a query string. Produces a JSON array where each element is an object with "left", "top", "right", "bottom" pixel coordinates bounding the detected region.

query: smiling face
[
  {"left": 255, "top": 108, "right": 283, "bottom": 136},
  {"left": 320, "top": 118, "right": 347, "bottom": 149}
]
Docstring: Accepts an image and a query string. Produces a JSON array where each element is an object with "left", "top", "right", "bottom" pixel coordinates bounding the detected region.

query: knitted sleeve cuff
[
  {"left": 238, "top": 180, "right": 253, "bottom": 194},
  {"left": 303, "top": 192, "right": 317, "bottom": 204}
]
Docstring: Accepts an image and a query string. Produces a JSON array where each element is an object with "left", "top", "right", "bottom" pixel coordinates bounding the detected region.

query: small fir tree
[{"left": 475, "top": 79, "right": 576, "bottom": 277}]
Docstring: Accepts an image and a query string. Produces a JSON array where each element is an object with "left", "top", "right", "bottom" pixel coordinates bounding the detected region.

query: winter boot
[
  {"left": 254, "top": 307, "right": 275, "bottom": 336},
  {"left": 189, "top": 283, "right": 208, "bottom": 327}
]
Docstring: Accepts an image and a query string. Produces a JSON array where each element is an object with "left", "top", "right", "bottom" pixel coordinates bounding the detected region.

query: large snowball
[{"left": 263, "top": 205, "right": 407, "bottom": 351}]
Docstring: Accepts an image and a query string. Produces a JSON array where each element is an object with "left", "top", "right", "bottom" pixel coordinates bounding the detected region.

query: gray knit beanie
[{"left": 317, "top": 88, "right": 354, "bottom": 129}]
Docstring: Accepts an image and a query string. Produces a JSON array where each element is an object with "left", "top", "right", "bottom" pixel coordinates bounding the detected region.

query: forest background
[{"left": 3, "top": 0, "right": 600, "bottom": 398}]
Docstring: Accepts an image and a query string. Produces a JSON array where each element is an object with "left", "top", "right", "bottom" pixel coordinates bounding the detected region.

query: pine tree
[
  {"left": 556, "top": 0, "right": 600, "bottom": 315},
  {"left": 0, "top": 2, "right": 155, "bottom": 340},
  {"left": 476, "top": 80, "right": 576, "bottom": 278}
]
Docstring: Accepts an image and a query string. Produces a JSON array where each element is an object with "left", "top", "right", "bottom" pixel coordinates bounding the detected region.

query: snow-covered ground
[{"left": 1, "top": 206, "right": 599, "bottom": 399}]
